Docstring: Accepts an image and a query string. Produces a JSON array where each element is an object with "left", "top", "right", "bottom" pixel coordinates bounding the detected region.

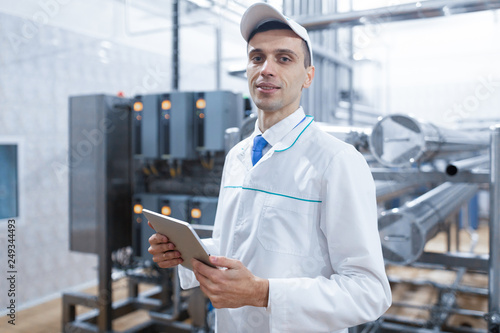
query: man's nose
[{"left": 260, "top": 59, "right": 276, "bottom": 76}]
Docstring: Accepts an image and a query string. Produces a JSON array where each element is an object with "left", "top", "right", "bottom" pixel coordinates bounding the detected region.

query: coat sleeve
[{"left": 267, "top": 147, "right": 392, "bottom": 332}]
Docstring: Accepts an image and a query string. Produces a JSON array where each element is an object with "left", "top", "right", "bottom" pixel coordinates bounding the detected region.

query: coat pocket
[{"left": 257, "top": 194, "right": 319, "bottom": 257}]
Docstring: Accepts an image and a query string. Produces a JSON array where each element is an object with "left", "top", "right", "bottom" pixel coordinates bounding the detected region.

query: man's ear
[{"left": 302, "top": 66, "right": 315, "bottom": 89}]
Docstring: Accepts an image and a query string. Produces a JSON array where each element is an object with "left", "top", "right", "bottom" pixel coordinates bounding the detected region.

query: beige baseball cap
[{"left": 240, "top": 3, "right": 313, "bottom": 66}]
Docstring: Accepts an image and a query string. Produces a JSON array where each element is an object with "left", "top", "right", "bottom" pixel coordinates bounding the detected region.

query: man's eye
[
  {"left": 252, "top": 56, "right": 262, "bottom": 62},
  {"left": 280, "top": 57, "right": 291, "bottom": 62}
]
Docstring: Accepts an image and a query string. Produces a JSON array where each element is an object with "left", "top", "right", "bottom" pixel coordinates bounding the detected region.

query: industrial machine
[{"left": 64, "top": 91, "right": 244, "bottom": 333}]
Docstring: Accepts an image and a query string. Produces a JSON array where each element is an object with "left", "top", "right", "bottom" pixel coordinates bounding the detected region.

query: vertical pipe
[
  {"left": 97, "top": 100, "right": 112, "bottom": 332},
  {"left": 216, "top": 25, "right": 221, "bottom": 90},
  {"left": 446, "top": 218, "right": 451, "bottom": 253},
  {"left": 470, "top": 195, "right": 479, "bottom": 230},
  {"left": 489, "top": 124, "right": 500, "bottom": 333},
  {"left": 128, "top": 278, "right": 138, "bottom": 298},
  {"left": 348, "top": 67, "right": 354, "bottom": 126},
  {"left": 332, "top": 0, "right": 338, "bottom": 120},
  {"left": 348, "top": 0, "right": 354, "bottom": 126},
  {"left": 97, "top": 252, "right": 112, "bottom": 331},
  {"left": 172, "top": 0, "right": 179, "bottom": 90}
]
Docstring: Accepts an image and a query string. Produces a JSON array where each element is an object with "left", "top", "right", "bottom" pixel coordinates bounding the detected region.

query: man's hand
[
  {"left": 192, "top": 256, "right": 269, "bottom": 309},
  {"left": 147, "top": 221, "right": 183, "bottom": 268}
]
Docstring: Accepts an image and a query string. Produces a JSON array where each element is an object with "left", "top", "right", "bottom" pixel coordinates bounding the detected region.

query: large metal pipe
[
  {"left": 370, "top": 114, "right": 489, "bottom": 167},
  {"left": 379, "top": 182, "right": 478, "bottom": 265}
]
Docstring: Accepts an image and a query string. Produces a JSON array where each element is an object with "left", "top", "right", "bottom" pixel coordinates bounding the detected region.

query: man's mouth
[{"left": 256, "top": 83, "right": 280, "bottom": 92}]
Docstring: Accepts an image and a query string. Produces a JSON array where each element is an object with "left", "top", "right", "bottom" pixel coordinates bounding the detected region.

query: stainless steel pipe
[
  {"left": 370, "top": 114, "right": 489, "bottom": 167},
  {"left": 379, "top": 182, "right": 478, "bottom": 265},
  {"left": 488, "top": 125, "right": 500, "bottom": 331},
  {"left": 445, "top": 155, "right": 489, "bottom": 176},
  {"left": 375, "top": 181, "right": 421, "bottom": 203}
]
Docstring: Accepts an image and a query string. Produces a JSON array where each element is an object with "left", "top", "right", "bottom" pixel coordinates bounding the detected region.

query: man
[{"left": 148, "top": 3, "right": 391, "bottom": 332}]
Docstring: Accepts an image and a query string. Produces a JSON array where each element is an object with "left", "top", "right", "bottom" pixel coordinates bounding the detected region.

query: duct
[
  {"left": 379, "top": 182, "right": 478, "bottom": 265},
  {"left": 296, "top": 0, "right": 500, "bottom": 30},
  {"left": 369, "top": 114, "right": 490, "bottom": 168},
  {"left": 316, "top": 122, "right": 372, "bottom": 152},
  {"left": 375, "top": 181, "right": 421, "bottom": 203},
  {"left": 445, "top": 155, "right": 490, "bottom": 176}
]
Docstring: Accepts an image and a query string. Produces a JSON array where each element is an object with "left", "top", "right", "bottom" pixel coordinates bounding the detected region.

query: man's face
[{"left": 246, "top": 29, "right": 314, "bottom": 115}]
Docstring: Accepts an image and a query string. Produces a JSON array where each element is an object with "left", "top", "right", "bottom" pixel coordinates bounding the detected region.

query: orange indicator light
[
  {"left": 191, "top": 208, "right": 202, "bottom": 219},
  {"left": 196, "top": 99, "right": 206, "bottom": 109},
  {"left": 133, "top": 101, "right": 143, "bottom": 112},
  {"left": 133, "top": 204, "right": 143, "bottom": 214},
  {"left": 162, "top": 100, "right": 171, "bottom": 110},
  {"left": 161, "top": 206, "right": 172, "bottom": 216}
]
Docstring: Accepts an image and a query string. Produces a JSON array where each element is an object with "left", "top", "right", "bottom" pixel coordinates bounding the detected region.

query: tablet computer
[{"left": 142, "top": 209, "right": 216, "bottom": 271}]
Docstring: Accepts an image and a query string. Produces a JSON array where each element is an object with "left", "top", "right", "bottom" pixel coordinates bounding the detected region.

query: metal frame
[
  {"left": 487, "top": 125, "right": 500, "bottom": 332},
  {"left": 62, "top": 271, "right": 192, "bottom": 333},
  {"left": 296, "top": 0, "right": 500, "bottom": 30},
  {"left": 373, "top": 125, "right": 500, "bottom": 333}
]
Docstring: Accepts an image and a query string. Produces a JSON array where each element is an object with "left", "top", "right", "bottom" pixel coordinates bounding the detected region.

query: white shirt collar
[{"left": 252, "top": 107, "right": 306, "bottom": 148}]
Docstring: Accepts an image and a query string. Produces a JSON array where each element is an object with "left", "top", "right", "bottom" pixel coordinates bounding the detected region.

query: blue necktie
[{"left": 252, "top": 135, "right": 268, "bottom": 166}]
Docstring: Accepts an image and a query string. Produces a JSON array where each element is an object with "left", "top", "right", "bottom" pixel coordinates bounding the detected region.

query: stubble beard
[{"left": 253, "top": 95, "right": 283, "bottom": 113}]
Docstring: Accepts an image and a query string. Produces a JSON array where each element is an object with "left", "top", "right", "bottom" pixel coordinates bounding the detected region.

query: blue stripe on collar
[{"left": 275, "top": 116, "right": 314, "bottom": 152}]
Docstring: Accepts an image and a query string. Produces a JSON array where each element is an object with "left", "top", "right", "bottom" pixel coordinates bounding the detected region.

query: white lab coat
[{"left": 179, "top": 107, "right": 392, "bottom": 333}]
